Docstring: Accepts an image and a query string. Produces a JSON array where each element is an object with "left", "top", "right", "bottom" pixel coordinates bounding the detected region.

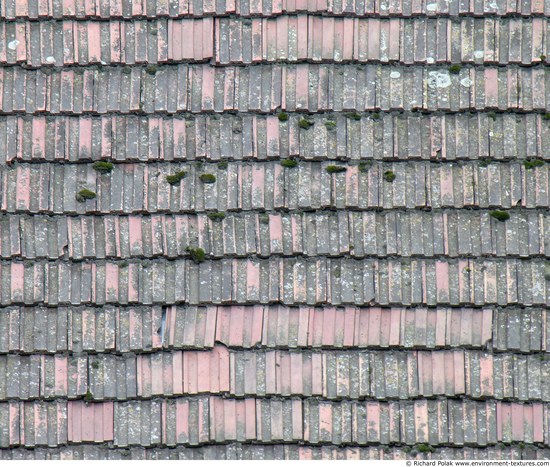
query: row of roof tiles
[
  {"left": 1, "top": 64, "right": 549, "bottom": 114},
  {"left": 1, "top": 0, "right": 549, "bottom": 19},
  {"left": 1, "top": 444, "right": 547, "bottom": 461},
  {"left": 1, "top": 346, "right": 549, "bottom": 401},
  {"left": 0, "top": 210, "right": 547, "bottom": 260},
  {"left": 1, "top": 113, "right": 549, "bottom": 164},
  {"left": 3, "top": 161, "right": 550, "bottom": 214},
  {"left": 0, "top": 258, "right": 546, "bottom": 306},
  {"left": 1, "top": 17, "right": 549, "bottom": 66},
  {"left": 0, "top": 397, "right": 547, "bottom": 447},
  {"left": 2, "top": 305, "right": 546, "bottom": 354}
]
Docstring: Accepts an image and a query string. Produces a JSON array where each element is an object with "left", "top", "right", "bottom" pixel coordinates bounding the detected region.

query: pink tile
[
  {"left": 16, "top": 166, "right": 31, "bottom": 211},
  {"left": 87, "top": 22, "right": 101, "bottom": 63},
  {"left": 431, "top": 351, "right": 446, "bottom": 394},
  {"left": 511, "top": 403, "right": 524, "bottom": 440},
  {"left": 479, "top": 353, "right": 494, "bottom": 396},
  {"left": 485, "top": 68, "right": 498, "bottom": 108},
  {"left": 105, "top": 263, "right": 119, "bottom": 302},
  {"left": 414, "top": 400, "right": 429, "bottom": 442},
  {"left": 201, "top": 66, "right": 215, "bottom": 111},
  {"left": 68, "top": 401, "right": 82, "bottom": 443},
  {"left": 367, "top": 307, "right": 382, "bottom": 346},
  {"left": 54, "top": 355, "right": 68, "bottom": 395},
  {"left": 533, "top": 404, "right": 544, "bottom": 442},
  {"left": 321, "top": 307, "right": 336, "bottom": 346},
  {"left": 176, "top": 399, "right": 190, "bottom": 443},
  {"left": 224, "top": 400, "right": 237, "bottom": 440},
  {"left": 453, "top": 349, "right": 465, "bottom": 394},
  {"left": 435, "top": 261, "right": 449, "bottom": 303},
  {"left": 366, "top": 402, "right": 380, "bottom": 441},
  {"left": 10, "top": 262, "right": 24, "bottom": 302}
]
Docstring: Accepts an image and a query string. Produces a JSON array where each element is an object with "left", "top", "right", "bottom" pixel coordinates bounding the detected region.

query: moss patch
[
  {"left": 326, "top": 165, "right": 347, "bottom": 174},
  {"left": 166, "top": 171, "right": 187, "bottom": 185},
  {"left": 92, "top": 161, "right": 114, "bottom": 174},
  {"left": 277, "top": 112, "right": 289, "bottom": 122},
  {"left": 217, "top": 161, "right": 228, "bottom": 170},
  {"left": 280, "top": 158, "right": 298, "bottom": 168},
  {"left": 489, "top": 210, "right": 510, "bottom": 222},
  {"left": 299, "top": 118, "right": 314, "bottom": 130},
  {"left": 76, "top": 189, "right": 96, "bottom": 203},
  {"left": 187, "top": 246, "right": 206, "bottom": 263},
  {"left": 523, "top": 158, "right": 545, "bottom": 170},
  {"left": 145, "top": 65, "right": 158, "bottom": 75},
  {"left": 416, "top": 444, "right": 435, "bottom": 454},
  {"left": 207, "top": 212, "right": 226, "bottom": 222},
  {"left": 200, "top": 173, "right": 217, "bottom": 184},
  {"left": 84, "top": 390, "right": 94, "bottom": 402},
  {"left": 449, "top": 64, "right": 462, "bottom": 74},
  {"left": 383, "top": 170, "right": 396, "bottom": 182},
  {"left": 259, "top": 213, "right": 270, "bottom": 225},
  {"left": 325, "top": 120, "right": 337, "bottom": 130},
  {"left": 345, "top": 112, "right": 362, "bottom": 121},
  {"left": 358, "top": 161, "right": 372, "bottom": 173}
]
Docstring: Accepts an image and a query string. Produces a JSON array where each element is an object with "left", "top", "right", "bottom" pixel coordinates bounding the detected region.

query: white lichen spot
[
  {"left": 427, "top": 71, "right": 451, "bottom": 88},
  {"left": 426, "top": 3, "right": 437, "bottom": 11},
  {"left": 460, "top": 77, "right": 473, "bottom": 87},
  {"left": 45, "top": 56, "right": 56, "bottom": 63},
  {"left": 390, "top": 71, "right": 401, "bottom": 79},
  {"left": 101, "top": 60, "right": 107, "bottom": 65},
  {"left": 7, "top": 39, "right": 20, "bottom": 50},
  {"left": 474, "top": 50, "right": 484, "bottom": 59},
  {"left": 426, "top": 57, "right": 435, "bottom": 64},
  {"left": 380, "top": 3, "right": 387, "bottom": 9}
]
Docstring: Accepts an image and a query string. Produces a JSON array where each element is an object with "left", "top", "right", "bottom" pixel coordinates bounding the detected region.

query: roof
[{"left": 1, "top": 0, "right": 549, "bottom": 460}]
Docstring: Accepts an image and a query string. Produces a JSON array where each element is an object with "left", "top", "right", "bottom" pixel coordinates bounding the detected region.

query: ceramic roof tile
[
  {"left": 3, "top": 64, "right": 550, "bottom": 114},
  {"left": 3, "top": 0, "right": 550, "bottom": 458}
]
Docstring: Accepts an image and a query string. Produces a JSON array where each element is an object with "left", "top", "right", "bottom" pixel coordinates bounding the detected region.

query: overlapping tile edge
[{"left": 1, "top": 0, "right": 550, "bottom": 460}]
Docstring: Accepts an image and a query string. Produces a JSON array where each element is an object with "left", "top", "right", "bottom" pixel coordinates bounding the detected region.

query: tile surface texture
[{"left": 0, "top": 0, "right": 549, "bottom": 460}]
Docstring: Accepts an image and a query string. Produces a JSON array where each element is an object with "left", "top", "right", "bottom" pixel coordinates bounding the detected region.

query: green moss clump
[
  {"left": 299, "top": 118, "right": 314, "bottom": 130},
  {"left": 277, "top": 112, "right": 289, "bottom": 122},
  {"left": 449, "top": 64, "right": 462, "bottom": 74},
  {"left": 92, "top": 161, "right": 114, "bottom": 174},
  {"left": 76, "top": 189, "right": 96, "bottom": 203},
  {"left": 280, "top": 158, "right": 298, "bottom": 168},
  {"left": 259, "top": 213, "right": 270, "bottom": 225},
  {"left": 479, "top": 158, "right": 493, "bottom": 167},
  {"left": 91, "top": 361, "right": 100, "bottom": 369},
  {"left": 371, "top": 113, "right": 381, "bottom": 120},
  {"left": 145, "top": 65, "right": 158, "bottom": 75},
  {"left": 345, "top": 112, "right": 362, "bottom": 121},
  {"left": 416, "top": 444, "right": 435, "bottom": 454},
  {"left": 207, "top": 212, "right": 225, "bottom": 222},
  {"left": 358, "top": 161, "right": 372, "bottom": 173},
  {"left": 326, "top": 165, "right": 347, "bottom": 174},
  {"left": 489, "top": 210, "right": 510, "bottom": 222},
  {"left": 217, "top": 161, "right": 228, "bottom": 170},
  {"left": 544, "top": 113, "right": 550, "bottom": 120},
  {"left": 325, "top": 120, "right": 337, "bottom": 130},
  {"left": 523, "top": 158, "right": 545, "bottom": 170},
  {"left": 488, "top": 111, "right": 497, "bottom": 121},
  {"left": 166, "top": 171, "right": 187, "bottom": 185},
  {"left": 200, "top": 173, "right": 216, "bottom": 184},
  {"left": 84, "top": 390, "right": 94, "bottom": 402},
  {"left": 540, "top": 54, "right": 547, "bottom": 61},
  {"left": 121, "top": 67, "right": 132, "bottom": 75},
  {"left": 383, "top": 170, "right": 396, "bottom": 182},
  {"left": 187, "top": 246, "right": 206, "bottom": 263}
]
